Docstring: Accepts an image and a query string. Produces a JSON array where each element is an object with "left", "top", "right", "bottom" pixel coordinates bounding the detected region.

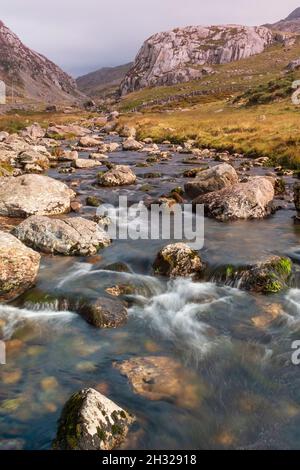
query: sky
[{"left": 1, "top": 0, "right": 300, "bottom": 77}]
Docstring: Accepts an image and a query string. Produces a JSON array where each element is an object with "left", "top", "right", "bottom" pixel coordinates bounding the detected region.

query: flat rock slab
[
  {"left": 13, "top": 215, "right": 111, "bottom": 256},
  {"left": 0, "top": 174, "right": 75, "bottom": 218}
]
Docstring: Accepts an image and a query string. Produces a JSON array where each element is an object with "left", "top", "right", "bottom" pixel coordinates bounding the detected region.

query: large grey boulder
[
  {"left": 0, "top": 231, "right": 40, "bottom": 302},
  {"left": 194, "top": 176, "right": 274, "bottom": 221},
  {"left": 13, "top": 216, "right": 111, "bottom": 256},
  {"left": 98, "top": 165, "right": 136, "bottom": 186},
  {"left": 53, "top": 388, "right": 135, "bottom": 450},
  {"left": 0, "top": 175, "right": 75, "bottom": 217},
  {"left": 184, "top": 163, "right": 238, "bottom": 198},
  {"left": 122, "top": 137, "right": 143, "bottom": 151}
]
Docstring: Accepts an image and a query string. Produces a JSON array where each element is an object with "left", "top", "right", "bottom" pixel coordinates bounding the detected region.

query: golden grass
[{"left": 121, "top": 100, "right": 300, "bottom": 167}]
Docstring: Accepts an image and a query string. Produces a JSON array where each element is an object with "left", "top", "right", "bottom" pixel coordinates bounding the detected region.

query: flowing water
[{"left": 1, "top": 134, "right": 300, "bottom": 450}]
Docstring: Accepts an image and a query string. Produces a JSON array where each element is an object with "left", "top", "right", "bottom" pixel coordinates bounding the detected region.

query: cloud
[{"left": 1, "top": 0, "right": 299, "bottom": 76}]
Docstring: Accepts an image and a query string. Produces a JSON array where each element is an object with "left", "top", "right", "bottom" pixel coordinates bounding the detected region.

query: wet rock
[
  {"left": 98, "top": 165, "right": 136, "bottom": 186},
  {"left": 183, "top": 167, "right": 209, "bottom": 178},
  {"left": 0, "top": 174, "right": 75, "bottom": 217},
  {"left": 53, "top": 388, "right": 134, "bottom": 450},
  {"left": 76, "top": 297, "right": 128, "bottom": 328},
  {"left": 221, "top": 256, "right": 292, "bottom": 294},
  {"left": 153, "top": 242, "right": 203, "bottom": 278},
  {"left": 86, "top": 195, "right": 103, "bottom": 207},
  {"left": 70, "top": 200, "right": 82, "bottom": 213},
  {"left": 194, "top": 176, "right": 274, "bottom": 221},
  {"left": 122, "top": 138, "right": 143, "bottom": 151},
  {"left": 184, "top": 163, "right": 238, "bottom": 199},
  {"left": 13, "top": 215, "right": 111, "bottom": 256},
  {"left": 89, "top": 152, "right": 108, "bottom": 160},
  {"left": 114, "top": 356, "right": 200, "bottom": 407},
  {"left": 20, "top": 123, "right": 45, "bottom": 141},
  {"left": 103, "top": 262, "right": 131, "bottom": 273},
  {"left": 294, "top": 182, "right": 300, "bottom": 211},
  {"left": 0, "top": 231, "right": 40, "bottom": 302},
  {"left": 72, "top": 158, "right": 102, "bottom": 169}
]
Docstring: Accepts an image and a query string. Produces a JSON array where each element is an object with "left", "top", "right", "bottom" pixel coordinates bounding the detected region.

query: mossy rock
[
  {"left": 86, "top": 196, "right": 103, "bottom": 207},
  {"left": 53, "top": 388, "right": 135, "bottom": 450}
]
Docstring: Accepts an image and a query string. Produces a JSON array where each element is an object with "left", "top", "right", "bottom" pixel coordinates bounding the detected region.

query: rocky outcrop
[
  {"left": 0, "top": 174, "right": 75, "bottom": 217},
  {"left": 120, "top": 25, "right": 274, "bottom": 94},
  {"left": 98, "top": 165, "right": 136, "bottom": 186},
  {"left": 13, "top": 216, "right": 111, "bottom": 256},
  {"left": 153, "top": 242, "right": 203, "bottom": 278},
  {"left": 53, "top": 388, "right": 134, "bottom": 450},
  {"left": 194, "top": 176, "right": 274, "bottom": 221},
  {"left": 0, "top": 231, "right": 40, "bottom": 302},
  {"left": 184, "top": 163, "right": 238, "bottom": 199}
]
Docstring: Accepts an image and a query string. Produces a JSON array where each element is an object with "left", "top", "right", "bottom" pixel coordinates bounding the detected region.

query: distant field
[{"left": 118, "top": 39, "right": 300, "bottom": 168}]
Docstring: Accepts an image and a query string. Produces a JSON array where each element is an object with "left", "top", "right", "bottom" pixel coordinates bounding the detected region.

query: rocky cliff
[
  {"left": 0, "top": 20, "right": 82, "bottom": 104},
  {"left": 120, "top": 25, "right": 275, "bottom": 95}
]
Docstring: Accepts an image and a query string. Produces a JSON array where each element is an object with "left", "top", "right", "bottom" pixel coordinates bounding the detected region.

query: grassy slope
[{"left": 118, "top": 39, "right": 300, "bottom": 167}]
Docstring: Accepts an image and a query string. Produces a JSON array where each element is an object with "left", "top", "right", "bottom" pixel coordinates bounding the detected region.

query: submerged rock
[
  {"left": 53, "top": 388, "right": 135, "bottom": 450},
  {"left": 98, "top": 165, "right": 136, "bottom": 186},
  {"left": 184, "top": 163, "right": 238, "bottom": 199},
  {"left": 218, "top": 256, "right": 292, "bottom": 294},
  {"left": 114, "top": 356, "right": 200, "bottom": 407},
  {"left": 194, "top": 176, "right": 274, "bottom": 221},
  {"left": 0, "top": 174, "right": 75, "bottom": 217},
  {"left": 13, "top": 215, "right": 111, "bottom": 256},
  {"left": 153, "top": 242, "right": 203, "bottom": 278},
  {"left": 0, "top": 231, "right": 40, "bottom": 302},
  {"left": 75, "top": 297, "right": 128, "bottom": 328}
]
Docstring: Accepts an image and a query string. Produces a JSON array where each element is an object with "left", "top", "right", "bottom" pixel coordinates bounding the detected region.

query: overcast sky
[{"left": 1, "top": 0, "right": 299, "bottom": 77}]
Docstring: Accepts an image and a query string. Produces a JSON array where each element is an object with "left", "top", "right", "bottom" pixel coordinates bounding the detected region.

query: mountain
[
  {"left": 76, "top": 63, "right": 132, "bottom": 98},
  {"left": 0, "top": 20, "right": 83, "bottom": 104},
  {"left": 120, "top": 25, "right": 278, "bottom": 95},
  {"left": 266, "top": 7, "right": 300, "bottom": 33}
]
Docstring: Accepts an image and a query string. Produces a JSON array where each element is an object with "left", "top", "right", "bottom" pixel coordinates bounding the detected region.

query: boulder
[
  {"left": 13, "top": 216, "right": 111, "bottom": 256},
  {"left": 184, "top": 163, "right": 238, "bottom": 199},
  {"left": 79, "top": 136, "right": 102, "bottom": 147},
  {"left": 122, "top": 138, "right": 143, "bottom": 151},
  {"left": 194, "top": 176, "right": 274, "bottom": 221},
  {"left": 0, "top": 174, "right": 75, "bottom": 217},
  {"left": 0, "top": 232, "right": 40, "bottom": 302},
  {"left": 58, "top": 150, "right": 78, "bottom": 162},
  {"left": 20, "top": 123, "right": 45, "bottom": 141},
  {"left": 153, "top": 242, "right": 203, "bottom": 278},
  {"left": 220, "top": 256, "right": 292, "bottom": 294},
  {"left": 53, "top": 388, "right": 134, "bottom": 450},
  {"left": 17, "top": 150, "right": 50, "bottom": 170},
  {"left": 74, "top": 297, "right": 128, "bottom": 328},
  {"left": 72, "top": 159, "right": 102, "bottom": 169},
  {"left": 47, "top": 124, "right": 91, "bottom": 139},
  {"left": 98, "top": 165, "right": 136, "bottom": 186}
]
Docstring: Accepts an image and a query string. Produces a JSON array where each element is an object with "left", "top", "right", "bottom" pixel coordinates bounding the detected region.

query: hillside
[
  {"left": 76, "top": 63, "right": 132, "bottom": 98},
  {"left": 0, "top": 20, "right": 83, "bottom": 105},
  {"left": 266, "top": 7, "right": 300, "bottom": 33}
]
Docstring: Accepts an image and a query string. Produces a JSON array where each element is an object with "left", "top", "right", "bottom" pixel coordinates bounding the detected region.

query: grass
[{"left": 117, "top": 38, "right": 300, "bottom": 167}]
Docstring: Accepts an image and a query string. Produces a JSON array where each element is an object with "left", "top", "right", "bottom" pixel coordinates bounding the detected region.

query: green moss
[
  {"left": 264, "top": 280, "right": 283, "bottom": 294},
  {"left": 53, "top": 391, "right": 85, "bottom": 450},
  {"left": 226, "top": 265, "right": 235, "bottom": 278},
  {"left": 273, "top": 257, "right": 292, "bottom": 277},
  {"left": 111, "top": 423, "right": 123, "bottom": 436},
  {"left": 97, "top": 426, "right": 107, "bottom": 442}
]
